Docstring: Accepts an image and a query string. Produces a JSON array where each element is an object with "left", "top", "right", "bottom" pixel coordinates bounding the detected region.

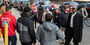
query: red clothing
[{"left": 0, "top": 12, "right": 16, "bottom": 36}]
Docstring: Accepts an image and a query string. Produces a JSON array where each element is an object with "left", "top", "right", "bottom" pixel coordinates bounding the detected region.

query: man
[
  {"left": 17, "top": 7, "right": 36, "bottom": 45},
  {"left": 65, "top": 6, "right": 83, "bottom": 45},
  {"left": 0, "top": 6, "right": 17, "bottom": 45},
  {"left": 78, "top": 5, "right": 88, "bottom": 17},
  {"left": 81, "top": 5, "right": 88, "bottom": 17},
  {"left": 36, "top": 13, "right": 65, "bottom": 45},
  {"left": 53, "top": 9, "right": 62, "bottom": 28},
  {"left": 60, "top": 7, "right": 69, "bottom": 44},
  {"left": 5, "top": 1, "right": 9, "bottom": 6},
  {"left": 50, "top": 5, "right": 56, "bottom": 15},
  {"left": 37, "top": 5, "right": 44, "bottom": 24},
  {"left": 1, "top": 1, "right": 10, "bottom": 15}
]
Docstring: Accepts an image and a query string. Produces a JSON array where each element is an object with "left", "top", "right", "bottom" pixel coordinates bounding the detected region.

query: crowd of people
[{"left": 0, "top": 1, "right": 87, "bottom": 45}]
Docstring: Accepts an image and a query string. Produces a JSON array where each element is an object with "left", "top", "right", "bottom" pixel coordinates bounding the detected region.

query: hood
[
  {"left": 3, "top": 12, "right": 11, "bottom": 16},
  {"left": 43, "top": 22, "right": 56, "bottom": 31},
  {"left": 20, "top": 12, "right": 30, "bottom": 17}
]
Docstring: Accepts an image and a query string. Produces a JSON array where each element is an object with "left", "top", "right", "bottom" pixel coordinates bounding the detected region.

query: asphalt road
[{"left": 0, "top": 8, "right": 90, "bottom": 45}]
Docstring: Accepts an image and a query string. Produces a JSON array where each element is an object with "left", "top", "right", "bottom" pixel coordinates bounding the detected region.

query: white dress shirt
[{"left": 70, "top": 12, "right": 77, "bottom": 28}]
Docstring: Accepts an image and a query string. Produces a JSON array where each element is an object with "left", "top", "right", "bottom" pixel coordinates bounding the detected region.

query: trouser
[
  {"left": 21, "top": 42, "right": 32, "bottom": 45},
  {"left": 65, "top": 28, "right": 79, "bottom": 45},
  {"left": 33, "top": 13, "right": 37, "bottom": 28},
  {"left": 3, "top": 35, "right": 17, "bottom": 45}
]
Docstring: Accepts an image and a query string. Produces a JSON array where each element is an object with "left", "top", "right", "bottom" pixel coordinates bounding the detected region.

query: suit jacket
[{"left": 66, "top": 12, "right": 83, "bottom": 42}]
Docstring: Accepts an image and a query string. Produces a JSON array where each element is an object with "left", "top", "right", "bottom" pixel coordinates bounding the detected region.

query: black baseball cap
[{"left": 24, "top": 7, "right": 32, "bottom": 12}]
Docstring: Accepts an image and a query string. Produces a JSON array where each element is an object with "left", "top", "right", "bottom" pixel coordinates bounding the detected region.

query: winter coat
[
  {"left": 66, "top": 12, "right": 83, "bottom": 42},
  {"left": 36, "top": 22, "right": 65, "bottom": 45},
  {"left": 16, "top": 12, "right": 36, "bottom": 43},
  {"left": 49, "top": 8, "right": 56, "bottom": 15},
  {"left": 60, "top": 13, "right": 69, "bottom": 27},
  {"left": 53, "top": 12, "right": 62, "bottom": 28},
  {"left": 37, "top": 8, "right": 44, "bottom": 24},
  {"left": 0, "top": 12, "right": 16, "bottom": 36}
]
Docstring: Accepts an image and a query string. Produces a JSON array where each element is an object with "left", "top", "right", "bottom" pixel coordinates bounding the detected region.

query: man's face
[
  {"left": 5, "top": 2, "right": 8, "bottom": 5},
  {"left": 72, "top": 8, "right": 77, "bottom": 13}
]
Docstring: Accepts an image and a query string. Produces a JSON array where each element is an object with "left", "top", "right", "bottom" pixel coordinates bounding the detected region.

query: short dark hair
[
  {"left": 24, "top": 7, "right": 32, "bottom": 12},
  {"left": 6, "top": 6, "right": 12, "bottom": 11},
  {"left": 45, "top": 13, "right": 53, "bottom": 22}
]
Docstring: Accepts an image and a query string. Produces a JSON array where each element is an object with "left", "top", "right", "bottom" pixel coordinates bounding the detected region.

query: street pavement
[{"left": 0, "top": 8, "right": 90, "bottom": 45}]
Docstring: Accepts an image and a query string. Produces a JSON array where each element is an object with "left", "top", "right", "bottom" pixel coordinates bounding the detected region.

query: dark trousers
[
  {"left": 65, "top": 28, "right": 79, "bottom": 45},
  {"left": 21, "top": 42, "right": 32, "bottom": 45},
  {"left": 3, "top": 35, "right": 17, "bottom": 45}
]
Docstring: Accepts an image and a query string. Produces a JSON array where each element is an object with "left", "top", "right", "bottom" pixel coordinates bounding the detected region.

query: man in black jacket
[
  {"left": 65, "top": 6, "right": 83, "bottom": 45},
  {"left": 17, "top": 7, "right": 36, "bottom": 45}
]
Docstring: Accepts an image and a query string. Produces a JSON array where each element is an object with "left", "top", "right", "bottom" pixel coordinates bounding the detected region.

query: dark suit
[{"left": 65, "top": 12, "right": 83, "bottom": 45}]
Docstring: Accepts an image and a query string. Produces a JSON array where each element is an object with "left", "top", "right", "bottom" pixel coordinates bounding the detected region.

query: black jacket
[
  {"left": 60, "top": 12, "right": 69, "bottom": 27},
  {"left": 17, "top": 12, "right": 36, "bottom": 43},
  {"left": 53, "top": 12, "right": 62, "bottom": 28},
  {"left": 49, "top": 8, "right": 56, "bottom": 15},
  {"left": 66, "top": 12, "right": 83, "bottom": 42}
]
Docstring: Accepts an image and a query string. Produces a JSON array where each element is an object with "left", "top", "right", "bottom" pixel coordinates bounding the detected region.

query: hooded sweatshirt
[
  {"left": 0, "top": 12, "right": 16, "bottom": 36},
  {"left": 36, "top": 22, "right": 65, "bottom": 45}
]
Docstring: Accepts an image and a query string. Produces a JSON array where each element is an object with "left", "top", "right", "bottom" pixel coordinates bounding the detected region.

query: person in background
[
  {"left": 37, "top": 5, "right": 44, "bottom": 24},
  {"left": 17, "top": 7, "right": 36, "bottom": 45},
  {"left": 0, "top": 6, "right": 17, "bottom": 45},
  {"left": 32, "top": 4, "right": 37, "bottom": 28},
  {"left": 50, "top": 5, "right": 56, "bottom": 15},
  {"left": 36, "top": 13, "right": 65, "bottom": 45},
  {"left": 65, "top": 6, "right": 83, "bottom": 45},
  {"left": 5, "top": 1, "right": 10, "bottom": 7},
  {"left": 1, "top": 3, "right": 6, "bottom": 14},
  {"left": 53, "top": 9, "right": 62, "bottom": 28},
  {"left": 60, "top": 6, "right": 70, "bottom": 44},
  {"left": 59, "top": 4, "right": 69, "bottom": 14},
  {"left": 60, "top": 7, "right": 69, "bottom": 34},
  {"left": 42, "top": 7, "right": 52, "bottom": 22},
  {"left": 79, "top": 5, "right": 88, "bottom": 17}
]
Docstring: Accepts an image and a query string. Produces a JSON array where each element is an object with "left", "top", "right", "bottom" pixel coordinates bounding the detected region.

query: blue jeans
[{"left": 3, "top": 35, "right": 17, "bottom": 45}]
